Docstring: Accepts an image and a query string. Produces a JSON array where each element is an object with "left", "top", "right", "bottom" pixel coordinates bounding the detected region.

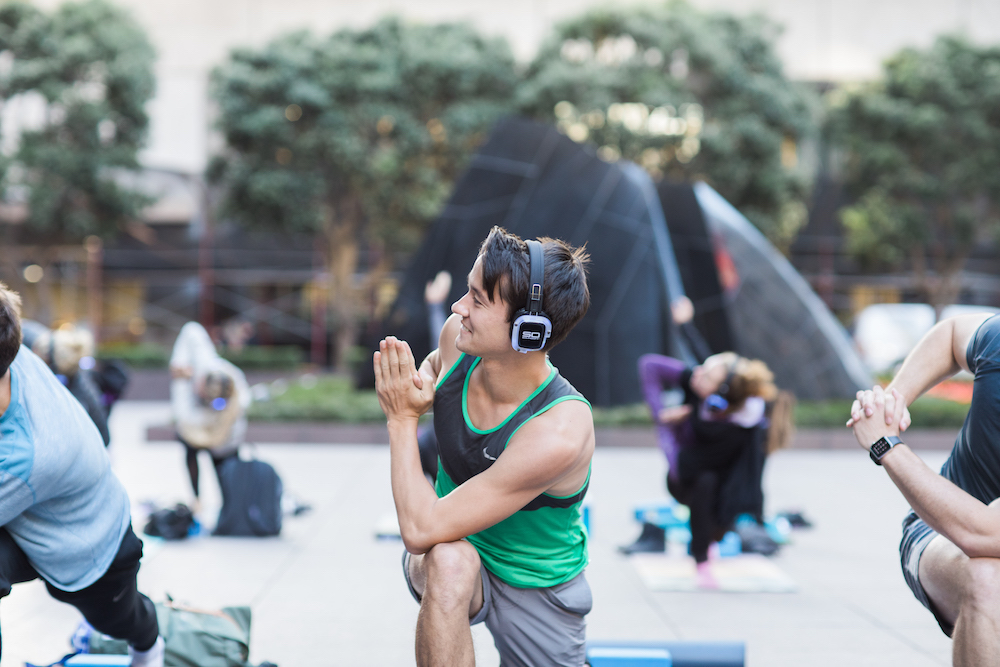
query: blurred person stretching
[
  {"left": 626, "top": 352, "right": 793, "bottom": 587},
  {"left": 0, "top": 284, "right": 163, "bottom": 664},
  {"left": 374, "top": 227, "right": 593, "bottom": 667},
  {"left": 169, "top": 322, "right": 251, "bottom": 511},
  {"left": 849, "top": 313, "right": 1000, "bottom": 666}
]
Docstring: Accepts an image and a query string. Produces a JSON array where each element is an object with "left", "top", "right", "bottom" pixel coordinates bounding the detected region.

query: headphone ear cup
[
  {"left": 511, "top": 311, "right": 553, "bottom": 353},
  {"left": 510, "top": 309, "right": 528, "bottom": 337}
]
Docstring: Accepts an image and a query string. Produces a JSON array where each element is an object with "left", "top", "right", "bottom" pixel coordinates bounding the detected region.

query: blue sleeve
[{"left": 0, "top": 463, "right": 35, "bottom": 526}]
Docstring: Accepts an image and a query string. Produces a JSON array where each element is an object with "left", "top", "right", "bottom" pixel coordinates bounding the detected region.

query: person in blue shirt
[{"left": 0, "top": 284, "right": 162, "bottom": 665}]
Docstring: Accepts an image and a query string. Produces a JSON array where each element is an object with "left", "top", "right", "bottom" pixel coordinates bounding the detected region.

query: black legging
[
  {"left": 181, "top": 438, "right": 238, "bottom": 498},
  {"left": 668, "top": 470, "right": 722, "bottom": 564},
  {"left": 0, "top": 525, "right": 158, "bottom": 657}
]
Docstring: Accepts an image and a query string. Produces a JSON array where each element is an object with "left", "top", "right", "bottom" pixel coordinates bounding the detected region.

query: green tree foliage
[
  {"left": 517, "top": 1, "right": 817, "bottom": 248},
  {"left": 209, "top": 18, "right": 517, "bottom": 368},
  {"left": 0, "top": 0, "right": 155, "bottom": 240},
  {"left": 832, "top": 36, "right": 1000, "bottom": 310}
]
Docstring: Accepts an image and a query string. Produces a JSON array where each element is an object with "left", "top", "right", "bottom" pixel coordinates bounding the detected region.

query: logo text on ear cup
[{"left": 522, "top": 331, "right": 542, "bottom": 340}]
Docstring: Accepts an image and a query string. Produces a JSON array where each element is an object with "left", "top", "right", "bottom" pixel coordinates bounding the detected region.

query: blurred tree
[
  {"left": 517, "top": 0, "right": 817, "bottom": 249},
  {"left": 209, "top": 18, "right": 517, "bottom": 370},
  {"left": 0, "top": 0, "right": 154, "bottom": 325},
  {"left": 832, "top": 36, "right": 1000, "bottom": 311},
  {"left": 0, "top": 0, "right": 155, "bottom": 240}
]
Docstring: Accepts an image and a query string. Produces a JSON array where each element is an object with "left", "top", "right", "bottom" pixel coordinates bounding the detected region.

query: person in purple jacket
[{"left": 624, "top": 352, "right": 793, "bottom": 588}]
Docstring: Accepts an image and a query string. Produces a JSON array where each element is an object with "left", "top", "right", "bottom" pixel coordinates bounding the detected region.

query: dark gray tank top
[
  {"left": 431, "top": 353, "right": 593, "bottom": 586},
  {"left": 433, "top": 353, "right": 589, "bottom": 510},
  {"left": 940, "top": 314, "right": 1000, "bottom": 501}
]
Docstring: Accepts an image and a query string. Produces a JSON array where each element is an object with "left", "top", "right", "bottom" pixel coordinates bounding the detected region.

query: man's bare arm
[
  {"left": 383, "top": 342, "right": 592, "bottom": 553},
  {"left": 884, "top": 445, "right": 1000, "bottom": 558},
  {"left": 889, "top": 313, "right": 990, "bottom": 402},
  {"left": 374, "top": 337, "right": 439, "bottom": 554},
  {"left": 397, "top": 400, "right": 592, "bottom": 554},
  {"left": 852, "top": 387, "right": 1000, "bottom": 557},
  {"left": 849, "top": 313, "right": 992, "bottom": 428},
  {"left": 413, "top": 315, "right": 461, "bottom": 391}
]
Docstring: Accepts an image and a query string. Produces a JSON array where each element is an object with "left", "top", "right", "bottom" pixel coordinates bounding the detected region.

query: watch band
[{"left": 870, "top": 435, "right": 903, "bottom": 465}]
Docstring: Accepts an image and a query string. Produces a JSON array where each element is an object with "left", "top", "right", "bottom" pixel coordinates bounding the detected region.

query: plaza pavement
[{"left": 3, "top": 400, "right": 955, "bottom": 667}]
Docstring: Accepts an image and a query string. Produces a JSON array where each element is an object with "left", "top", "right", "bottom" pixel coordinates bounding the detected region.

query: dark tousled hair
[
  {"left": 0, "top": 283, "right": 23, "bottom": 378},
  {"left": 479, "top": 226, "right": 590, "bottom": 351}
]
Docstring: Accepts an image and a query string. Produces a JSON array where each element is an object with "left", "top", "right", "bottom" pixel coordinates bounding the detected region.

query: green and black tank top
[{"left": 433, "top": 353, "right": 592, "bottom": 588}]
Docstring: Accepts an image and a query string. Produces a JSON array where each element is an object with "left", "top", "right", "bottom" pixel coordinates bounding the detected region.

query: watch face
[{"left": 871, "top": 438, "right": 890, "bottom": 458}]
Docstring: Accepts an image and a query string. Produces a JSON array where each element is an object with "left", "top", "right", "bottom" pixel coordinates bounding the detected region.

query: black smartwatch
[{"left": 870, "top": 435, "right": 903, "bottom": 465}]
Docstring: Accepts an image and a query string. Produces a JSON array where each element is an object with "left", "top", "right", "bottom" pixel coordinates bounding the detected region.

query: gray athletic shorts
[
  {"left": 900, "top": 511, "right": 953, "bottom": 637},
  {"left": 402, "top": 550, "right": 592, "bottom": 667}
]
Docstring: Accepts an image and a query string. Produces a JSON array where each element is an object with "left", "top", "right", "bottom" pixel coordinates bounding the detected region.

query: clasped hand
[
  {"left": 373, "top": 336, "right": 435, "bottom": 422},
  {"left": 846, "top": 385, "right": 910, "bottom": 451},
  {"left": 658, "top": 404, "right": 692, "bottom": 425}
]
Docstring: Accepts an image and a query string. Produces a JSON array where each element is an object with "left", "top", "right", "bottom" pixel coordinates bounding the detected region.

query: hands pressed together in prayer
[
  {"left": 373, "top": 336, "right": 436, "bottom": 423},
  {"left": 846, "top": 385, "right": 912, "bottom": 453}
]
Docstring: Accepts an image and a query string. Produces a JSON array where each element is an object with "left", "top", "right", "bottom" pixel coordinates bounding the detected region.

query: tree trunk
[
  {"left": 323, "top": 197, "right": 361, "bottom": 373},
  {"left": 35, "top": 247, "right": 58, "bottom": 326},
  {"left": 310, "top": 240, "right": 328, "bottom": 367},
  {"left": 911, "top": 247, "right": 967, "bottom": 319},
  {"left": 85, "top": 236, "right": 103, "bottom": 344}
]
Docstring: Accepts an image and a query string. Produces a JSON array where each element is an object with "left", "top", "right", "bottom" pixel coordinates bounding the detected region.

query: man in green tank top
[{"left": 374, "top": 227, "right": 595, "bottom": 667}]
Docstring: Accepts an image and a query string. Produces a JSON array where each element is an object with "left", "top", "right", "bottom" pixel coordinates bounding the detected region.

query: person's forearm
[
  {"left": 638, "top": 355, "right": 686, "bottom": 415},
  {"left": 882, "top": 444, "right": 1000, "bottom": 557},
  {"left": 387, "top": 417, "right": 439, "bottom": 553},
  {"left": 887, "top": 320, "right": 962, "bottom": 404}
]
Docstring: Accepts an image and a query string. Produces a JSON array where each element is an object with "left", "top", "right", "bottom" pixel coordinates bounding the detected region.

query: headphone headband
[
  {"left": 510, "top": 239, "right": 553, "bottom": 353},
  {"left": 525, "top": 240, "right": 544, "bottom": 314}
]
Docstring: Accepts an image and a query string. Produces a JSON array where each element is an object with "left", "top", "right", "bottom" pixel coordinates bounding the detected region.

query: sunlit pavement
[{"left": 3, "top": 401, "right": 952, "bottom": 667}]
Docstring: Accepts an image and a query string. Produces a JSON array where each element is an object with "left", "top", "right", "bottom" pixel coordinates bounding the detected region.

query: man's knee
[
  {"left": 421, "top": 542, "right": 481, "bottom": 604},
  {"left": 961, "top": 557, "right": 1000, "bottom": 614}
]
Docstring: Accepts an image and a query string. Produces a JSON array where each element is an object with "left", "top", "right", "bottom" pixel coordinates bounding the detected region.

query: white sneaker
[{"left": 129, "top": 635, "right": 165, "bottom": 667}]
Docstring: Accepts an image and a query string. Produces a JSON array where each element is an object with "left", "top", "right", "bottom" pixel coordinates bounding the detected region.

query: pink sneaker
[
  {"left": 708, "top": 543, "right": 721, "bottom": 561},
  {"left": 695, "top": 561, "right": 719, "bottom": 590}
]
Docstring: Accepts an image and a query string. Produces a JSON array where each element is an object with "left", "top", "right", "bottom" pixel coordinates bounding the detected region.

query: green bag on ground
[{"left": 88, "top": 602, "right": 253, "bottom": 667}]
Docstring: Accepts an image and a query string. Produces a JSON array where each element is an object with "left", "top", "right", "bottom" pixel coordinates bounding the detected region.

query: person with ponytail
[{"left": 623, "top": 351, "right": 795, "bottom": 588}]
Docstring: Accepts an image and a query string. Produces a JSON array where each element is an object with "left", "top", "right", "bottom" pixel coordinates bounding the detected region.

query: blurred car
[
  {"left": 939, "top": 304, "right": 1000, "bottom": 321},
  {"left": 853, "top": 304, "right": 935, "bottom": 374},
  {"left": 853, "top": 303, "right": 999, "bottom": 375}
]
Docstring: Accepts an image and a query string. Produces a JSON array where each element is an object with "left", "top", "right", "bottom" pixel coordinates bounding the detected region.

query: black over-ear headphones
[
  {"left": 706, "top": 367, "right": 737, "bottom": 413},
  {"left": 510, "top": 239, "right": 553, "bottom": 354}
]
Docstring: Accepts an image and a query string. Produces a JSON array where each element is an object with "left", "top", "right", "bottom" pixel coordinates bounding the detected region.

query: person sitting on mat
[
  {"left": 374, "top": 227, "right": 594, "bottom": 666},
  {"left": 623, "top": 351, "right": 794, "bottom": 588},
  {"left": 0, "top": 283, "right": 163, "bottom": 664},
  {"left": 169, "top": 321, "right": 250, "bottom": 512}
]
